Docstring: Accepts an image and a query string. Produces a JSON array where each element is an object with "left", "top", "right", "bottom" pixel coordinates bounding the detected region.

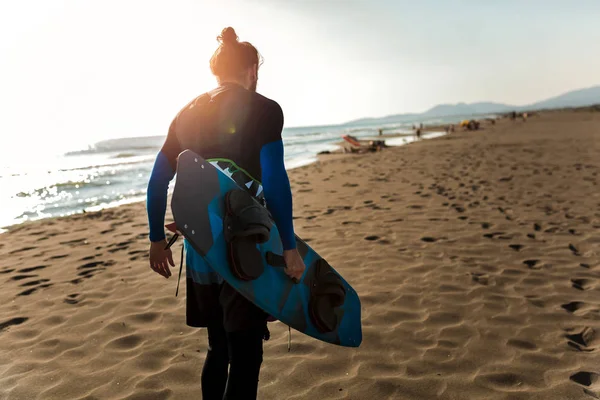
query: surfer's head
[{"left": 210, "top": 27, "right": 262, "bottom": 92}]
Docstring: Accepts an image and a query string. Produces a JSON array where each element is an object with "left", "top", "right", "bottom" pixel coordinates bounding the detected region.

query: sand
[{"left": 1, "top": 109, "right": 599, "bottom": 400}]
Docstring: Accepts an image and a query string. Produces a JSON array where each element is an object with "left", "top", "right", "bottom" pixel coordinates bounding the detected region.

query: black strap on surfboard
[
  {"left": 175, "top": 243, "right": 184, "bottom": 297},
  {"left": 164, "top": 233, "right": 184, "bottom": 297},
  {"left": 224, "top": 190, "right": 273, "bottom": 281},
  {"left": 265, "top": 251, "right": 286, "bottom": 267}
]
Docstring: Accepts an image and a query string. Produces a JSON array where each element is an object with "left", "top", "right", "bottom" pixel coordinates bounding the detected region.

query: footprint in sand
[
  {"left": 59, "top": 238, "right": 87, "bottom": 246},
  {"left": 569, "top": 244, "right": 581, "bottom": 256},
  {"left": 18, "top": 265, "right": 47, "bottom": 273},
  {"left": 561, "top": 301, "right": 586, "bottom": 314},
  {"left": 19, "top": 278, "right": 50, "bottom": 287},
  {"left": 18, "top": 281, "right": 53, "bottom": 297},
  {"left": 10, "top": 274, "right": 37, "bottom": 281},
  {"left": 525, "top": 295, "right": 545, "bottom": 308},
  {"left": 483, "top": 232, "right": 506, "bottom": 239},
  {"left": 64, "top": 293, "right": 80, "bottom": 305},
  {"left": 0, "top": 317, "right": 28, "bottom": 331},
  {"left": 509, "top": 244, "right": 524, "bottom": 251},
  {"left": 9, "top": 246, "right": 36, "bottom": 255},
  {"left": 0, "top": 268, "right": 15, "bottom": 275},
  {"left": 71, "top": 260, "right": 114, "bottom": 283},
  {"left": 471, "top": 272, "right": 490, "bottom": 285},
  {"left": 364, "top": 235, "right": 380, "bottom": 241},
  {"left": 565, "top": 327, "right": 597, "bottom": 352},
  {"left": 523, "top": 259, "right": 540, "bottom": 269},
  {"left": 571, "top": 279, "right": 595, "bottom": 291},
  {"left": 569, "top": 371, "right": 600, "bottom": 398},
  {"left": 79, "top": 261, "right": 104, "bottom": 269},
  {"left": 507, "top": 338, "right": 538, "bottom": 351},
  {"left": 108, "top": 244, "right": 130, "bottom": 253}
]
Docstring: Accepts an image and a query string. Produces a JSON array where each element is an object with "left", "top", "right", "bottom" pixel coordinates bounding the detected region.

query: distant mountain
[
  {"left": 525, "top": 85, "right": 600, "bottom": 110},
  {"left": 423, "top": 102, "right": 512, "bottom": 117},
  {"left": 345, "top": 85, "right": 600, "bottom": 126}
]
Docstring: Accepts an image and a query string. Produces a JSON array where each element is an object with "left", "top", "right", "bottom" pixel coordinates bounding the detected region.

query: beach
[{"left": 1, "top": 109, "right": 599, "bottom": 399}]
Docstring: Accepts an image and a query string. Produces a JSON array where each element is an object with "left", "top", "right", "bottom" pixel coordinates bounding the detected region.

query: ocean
[{"left": 0, "top": 115, "right": 470, "bottom": 231}]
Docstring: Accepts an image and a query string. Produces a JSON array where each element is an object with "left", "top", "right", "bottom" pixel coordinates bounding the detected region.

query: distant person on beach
[
  {"left": 145, "top": 27, "right": 304, "bottom": 399},
  {"left": 378, "top": 128, "right": 383, "bottom": 136}
]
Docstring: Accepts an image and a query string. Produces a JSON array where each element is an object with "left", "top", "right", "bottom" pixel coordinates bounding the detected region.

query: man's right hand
[
  {"left": 282, "top": 248, "right": 305, "bottom": 282},
  {"left": 149, "top": 240, "right": 175, "bottom": 279}
]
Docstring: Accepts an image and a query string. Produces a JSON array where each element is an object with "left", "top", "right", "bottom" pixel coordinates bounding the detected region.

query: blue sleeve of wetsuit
[
  {"left": 260, "top": 140, "right": 297, "bottom": 250},
  {"left": 146, "top": 151, "right": 176, "bottom": 242}
]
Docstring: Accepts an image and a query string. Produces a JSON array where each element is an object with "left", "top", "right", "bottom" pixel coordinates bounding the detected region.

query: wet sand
[{"left": 1, "top": 109, "right": 599, "bottom": 399}]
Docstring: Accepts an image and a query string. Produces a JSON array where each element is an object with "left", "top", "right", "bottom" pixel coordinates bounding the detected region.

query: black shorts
[{"left": 186, "top": 278, "right": 268, "bottom": 333}]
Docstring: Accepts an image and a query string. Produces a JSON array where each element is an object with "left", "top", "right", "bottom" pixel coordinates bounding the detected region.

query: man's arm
[
  {"left": 259, "top": 102, "right": 304, "bottom": 281},
  {"left": 260, "top": 140, "right": 296, "bottom": 250},
  {"left": 147, "top": 121, "right": 181, "bottom": 278},
  {"left": 146, "top": 120, "right": 181, "bottom": 242},
  {"left": 147, "top": 151, "right": 176, "bottom": 242}
]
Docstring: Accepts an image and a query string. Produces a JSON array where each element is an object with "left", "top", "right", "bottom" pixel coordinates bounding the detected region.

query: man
[{"left": 146, "top": 27, "right": 305, "bottom": 400}]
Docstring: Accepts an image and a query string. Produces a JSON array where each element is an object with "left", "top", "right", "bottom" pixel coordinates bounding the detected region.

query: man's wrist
[{"left": 149, "top": 235, "right": 166, "bottom": 243}]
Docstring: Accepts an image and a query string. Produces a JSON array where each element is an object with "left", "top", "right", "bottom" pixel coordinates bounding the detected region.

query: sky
[{"left": 1, "top": 0, "right": 599, "bottom": 156}]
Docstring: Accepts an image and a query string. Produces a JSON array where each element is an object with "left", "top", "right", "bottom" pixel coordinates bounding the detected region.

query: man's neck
[{"left": 218, "top": 80, "right": 247, "bottom": 89}]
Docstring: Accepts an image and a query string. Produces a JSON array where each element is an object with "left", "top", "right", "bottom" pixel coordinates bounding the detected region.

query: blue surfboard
[{"left": 171, "top": 150, "right": 362, "bottom": 347}]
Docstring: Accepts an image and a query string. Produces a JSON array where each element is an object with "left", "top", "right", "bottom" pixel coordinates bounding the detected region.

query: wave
[
  {"left": 112, "top": 152, "right": 138, "bottom": 159},
  {"left": 57, "top": 155, "right": 155, "bottom": 172},
  {"left": 15, "top": 179, "right": 113, "bottom": 198},
  {"left": 65, "top": 136, "right": 165, "bottom": 156}
]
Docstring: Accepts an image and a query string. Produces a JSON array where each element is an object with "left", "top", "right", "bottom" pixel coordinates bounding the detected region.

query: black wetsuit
[{"left": 147, "top": 82, "right": 296, "bottom": 399}]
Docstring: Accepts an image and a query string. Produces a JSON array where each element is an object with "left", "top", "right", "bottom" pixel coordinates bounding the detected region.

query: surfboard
[
  {"left": 171, "top": 149, "right": 362, "bottom": 347},
  {"left": 342, "top": 134, "right": 362, "bottom": 147}
]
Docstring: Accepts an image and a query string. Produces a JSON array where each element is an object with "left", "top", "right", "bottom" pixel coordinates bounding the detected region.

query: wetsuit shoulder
[{"left": 251, "top": 93, "right": 284, "bottom": 143}]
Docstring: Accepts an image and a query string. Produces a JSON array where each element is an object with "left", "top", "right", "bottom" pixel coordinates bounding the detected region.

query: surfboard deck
[{"left": 171, "top": 150, "right": 362, "bottom": 347}]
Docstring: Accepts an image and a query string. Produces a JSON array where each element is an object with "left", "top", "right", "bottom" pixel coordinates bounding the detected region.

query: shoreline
[{"left": 0, "top": 129, "right": 451, "bottom": 235}]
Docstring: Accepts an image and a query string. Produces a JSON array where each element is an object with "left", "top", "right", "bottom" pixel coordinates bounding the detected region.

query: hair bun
[{"left": 218, "top": 27, "right": 238, "bottom": 45}]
